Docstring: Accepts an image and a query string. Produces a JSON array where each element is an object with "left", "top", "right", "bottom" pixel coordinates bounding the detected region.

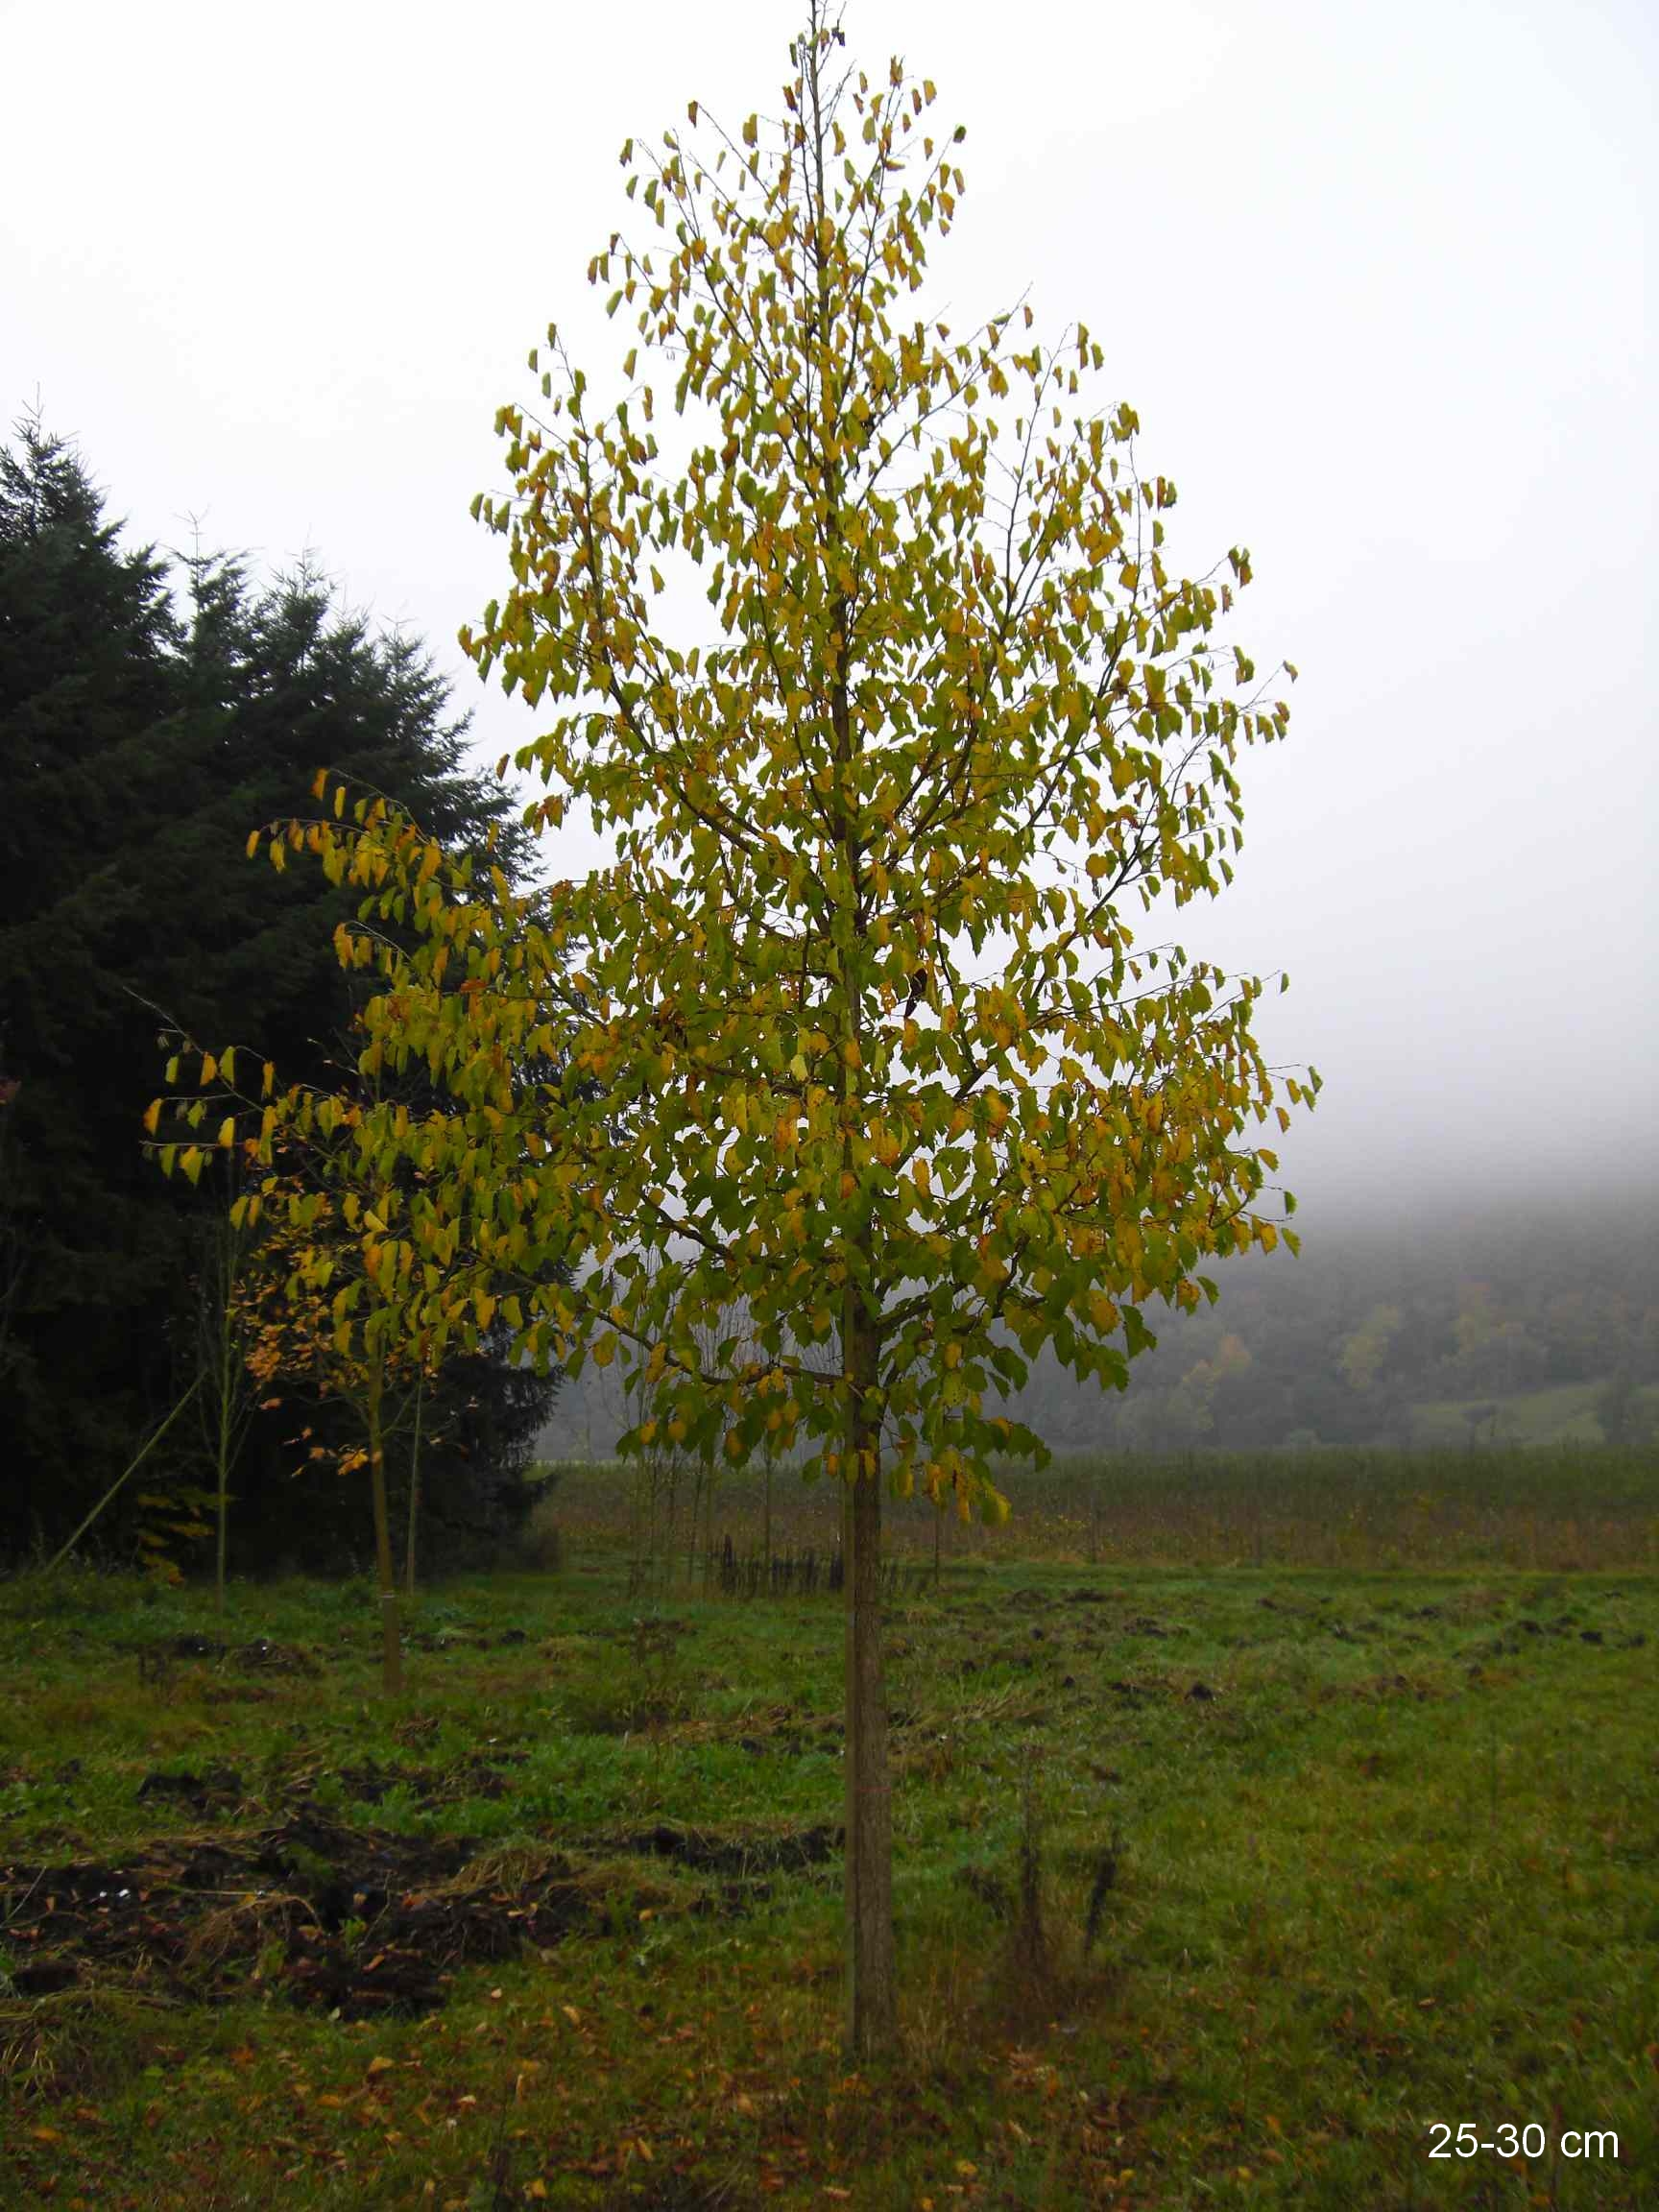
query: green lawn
[
  {"left": 2, "top": 1556, "right": 1654, "bottom": 2207},
  {"left": 1407, "top": 1383, "right": 1619, "bottom": 1450}
]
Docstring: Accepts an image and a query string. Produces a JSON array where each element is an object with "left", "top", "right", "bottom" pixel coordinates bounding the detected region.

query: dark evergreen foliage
[{"left": 0, "top": 416, "right": 558, "bottom": 1565}]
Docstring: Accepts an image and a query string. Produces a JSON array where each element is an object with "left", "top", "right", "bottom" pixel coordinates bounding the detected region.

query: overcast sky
[{"left": 4, "top": 0, "right": 1654, "bottom": 1218}]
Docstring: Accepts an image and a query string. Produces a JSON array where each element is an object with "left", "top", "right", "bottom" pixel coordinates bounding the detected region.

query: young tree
[
  {"left": 236, "top": 1149, "right": 418, "bottom": 1695},
  {"left": 150, "top": 1048, "right": 436, "bottom": 1696},
  {"left": 273, "top": 7, "right": 1311, "bottom": 2052}
]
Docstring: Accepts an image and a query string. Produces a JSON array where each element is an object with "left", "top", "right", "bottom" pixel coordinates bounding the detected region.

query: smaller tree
[
  {"left": 237, "top": 1157, "right": 422, "bottom": 1692},
  {"left": 147, "top": 1030, "right": 472, "bottom": 1695}
]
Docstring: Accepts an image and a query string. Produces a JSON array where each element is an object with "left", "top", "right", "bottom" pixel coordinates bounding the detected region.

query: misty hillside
[{"left": 536, "top": 1199, "right": 1659, "bottom": 1463}]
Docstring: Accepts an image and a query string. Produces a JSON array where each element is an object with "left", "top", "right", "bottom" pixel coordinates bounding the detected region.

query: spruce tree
[{"left": 0, "top": 418, "right": 556, "bottom": 1563}]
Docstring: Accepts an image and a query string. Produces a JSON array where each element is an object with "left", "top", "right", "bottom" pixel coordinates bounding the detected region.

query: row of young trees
[{"left": 0, "top": 417, "right": 560, "bottom": 1571}]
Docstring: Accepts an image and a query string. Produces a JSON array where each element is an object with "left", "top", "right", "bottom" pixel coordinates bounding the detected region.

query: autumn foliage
[{"left": 199, "top": 8, "right": 1312, "bottom": 2045}]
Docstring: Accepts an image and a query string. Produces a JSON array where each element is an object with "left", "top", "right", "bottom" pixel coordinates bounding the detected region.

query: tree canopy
[{"left": 243, "top": 8, "right": 1310, "bottom": 2050}]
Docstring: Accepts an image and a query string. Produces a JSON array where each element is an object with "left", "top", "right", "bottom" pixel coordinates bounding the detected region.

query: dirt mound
[
  {"left": 157, "top": 1634, "right": 323, "bottom": 1674},
  {"left": 0, "top": 1814, "right": 588, "bottom": 2019},
  {"left": 614, "top": 1822, "right": 839, "bottom": 1879},
  {"left": 0, "top": 1813, "right": 839, "bottom": 2020},
  {"left": 135, "top": 1765, "right": 244, "bottom": 1812},
  {"left": 332, "top": 1752, "right": 527, "bottom": 1807}
]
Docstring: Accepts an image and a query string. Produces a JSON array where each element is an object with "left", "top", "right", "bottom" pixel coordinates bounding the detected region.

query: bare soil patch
[{"left": 1, "top": 1810, "right": 840, "bottom": 2020}]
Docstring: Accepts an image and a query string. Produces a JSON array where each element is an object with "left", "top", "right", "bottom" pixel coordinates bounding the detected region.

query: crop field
[{"left": 3, "top": 1464, "right": 1656, "bottom": 2208}]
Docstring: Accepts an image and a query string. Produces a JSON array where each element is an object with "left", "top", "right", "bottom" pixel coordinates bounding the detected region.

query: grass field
[{"left": 3, "top": 1480, "right": 1657, "bottom": 2207}]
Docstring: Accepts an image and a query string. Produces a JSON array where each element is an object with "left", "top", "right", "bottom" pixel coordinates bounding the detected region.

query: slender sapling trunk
[
  {"left": 403, "top": 1369, "right": 424, "bottom": 1602},
  {"left": 366, "top": 1357, "right": 403, "bottom": 1695}
]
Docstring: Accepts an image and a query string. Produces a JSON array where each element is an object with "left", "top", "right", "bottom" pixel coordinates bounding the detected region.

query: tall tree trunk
[
  {"left": 842, "top": 1297, "right": 896, "bottom": 2057},
  {"left": 366, "top": 1360, "right": 402, "bottom": 1695},
  {"left": 805, "top": 0, "right": 895, "bottom": 2056}
]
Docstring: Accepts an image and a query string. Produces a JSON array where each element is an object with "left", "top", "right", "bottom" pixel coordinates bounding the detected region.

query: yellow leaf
[
  {"left": 142, "top": 1098, "right": 161, "bottom": 1136},
  {"left": 217, "top": 1117, "right": 235, "bottom": 1150},
  {"left": 200, "top": 1052, "right": 217, "bottom": 1086},
  {"left": 742, "top": 113, "right": 757, "bottom": 147},
  {"left": 245, "top": 829, "right": 259, "bottom": 859}
]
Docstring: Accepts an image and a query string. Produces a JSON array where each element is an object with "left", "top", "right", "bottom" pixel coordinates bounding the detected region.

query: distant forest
[{"left": 538, "top": 1200, "right": 1659, "bottom": 1464}]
